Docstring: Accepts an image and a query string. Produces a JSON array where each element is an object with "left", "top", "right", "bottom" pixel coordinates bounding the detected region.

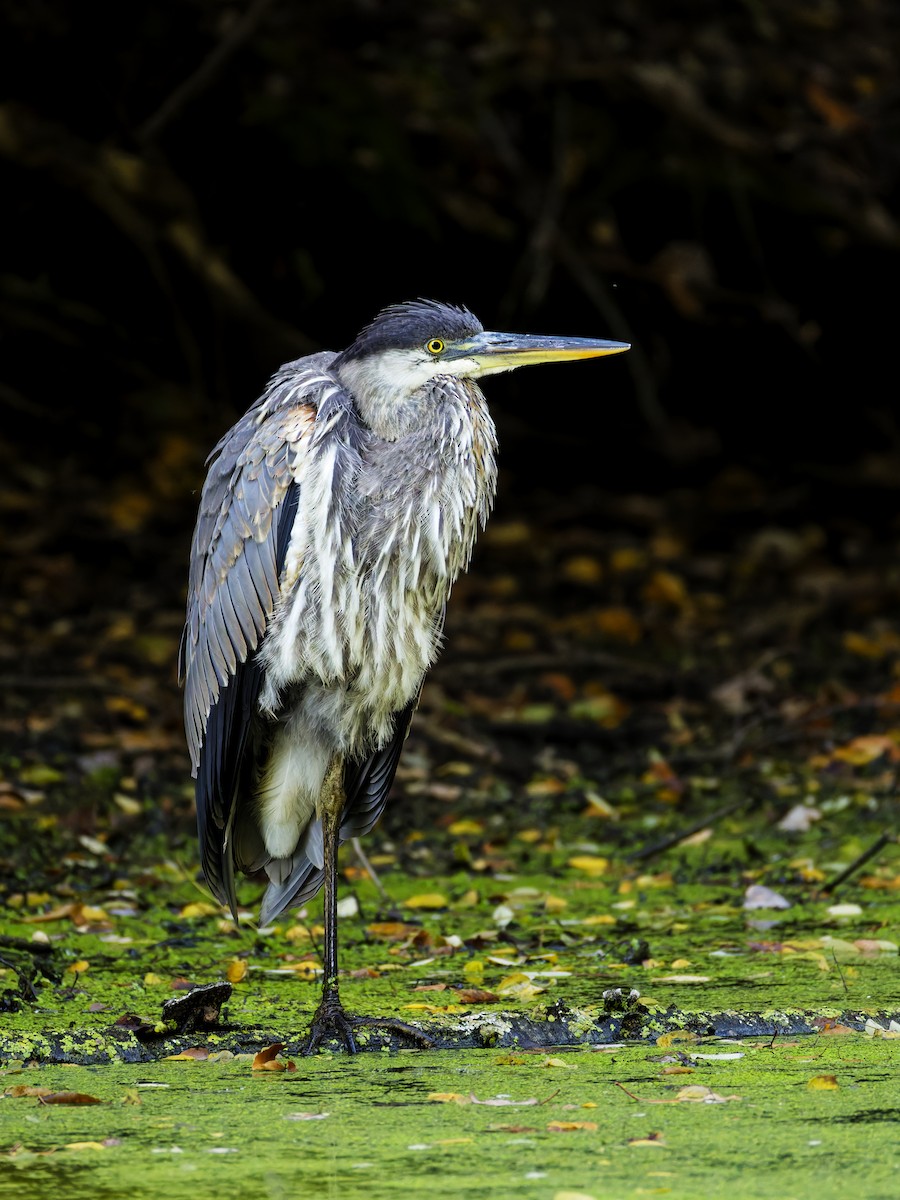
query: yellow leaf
[
  {"left": 64, "top": 1142, "right": 108, "bottom": 1152},
  {"left": 281, "top": 961, "right": 322, "bottom": 978},
  {"left": 427, "top": 1092, "right": 470, "bottom": 1104},
  {"left": 808, "top": 1074, "right": 839, "bottom": 1090},
  {"left": 842, "top": 630, "right": 900, "bottom": 660},
  {"left": 547, "top": 1121, "right": 598, "bottom": 1132},
  {"left": 66, "top": 960, "right": 90, "bottom": 975},
  {"left": 610, "top": 547, "right": 647, "bottom": 573},
  {"left": 516, "top": 829, "right": 543, "bottom": 843},
  {"left": 831, "top": 734, "right": 900, "bottom": 765},
  {"left": 448, "top": 819, "right": 484, "bottom": 836},
  {"left": 567, "top": 855, "right": 609, "bottom": 875},
  {"left": 643, "top": 569, "right": 688, "bottom": 608},
  {"left": 226, "top": 959, "right": 248, "bottom": 983},
  {"left": 544, "top": 895, "right": 567, "bottom": 912},
  {"left": 143, "top": 972, "right": 165, "bottom": 986},
  {"left": 656, "top": 1030, "right": 699, "bottom": 1048},
  {"left": 561, "top": 555, "right": 603, "bottom": 585},
  {"left": 283, "top": 924, "right": 315, "bottom": 941},
  {"left": 179, "top": 902, "right": 220, "bottom": 918},
  {"left": 541, "top": 1057, "right": 577, "bottom": 1069},
  {"left": 404, "top": 893, "right": 448, "bottom": 910},
  {"left": 594, "top": 606, "right": 642, "bottom": 645},
  {"left": 365, "top": 922, "right": 420, "bottom": 940},
  {"left": 495, "top": 973, "right": 545, "bottom": 999}
]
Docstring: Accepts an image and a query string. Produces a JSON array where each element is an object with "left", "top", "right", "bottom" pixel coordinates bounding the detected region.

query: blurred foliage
[{"left": 1, "top": 0, "right": 898, "bottom": 508}]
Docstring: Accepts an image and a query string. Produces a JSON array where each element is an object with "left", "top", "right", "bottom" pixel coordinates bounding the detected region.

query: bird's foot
[{"left": 302, "top": 994, "right": 433, "bottom": 1055}]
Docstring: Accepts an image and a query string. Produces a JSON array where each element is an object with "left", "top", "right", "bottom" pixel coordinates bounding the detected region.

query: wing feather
[{"left": 180, "top": 361, "right": 327, "bottom": 912}]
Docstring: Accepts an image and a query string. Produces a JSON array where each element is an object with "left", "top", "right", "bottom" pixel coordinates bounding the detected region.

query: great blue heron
[{"left": 179, "top": 299, "right": 629, "bottom": 1052}]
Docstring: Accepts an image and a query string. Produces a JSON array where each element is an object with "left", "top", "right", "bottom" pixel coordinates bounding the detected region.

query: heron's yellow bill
[{"left": 442, "top": 330, "right": 630, "bottom": 374}]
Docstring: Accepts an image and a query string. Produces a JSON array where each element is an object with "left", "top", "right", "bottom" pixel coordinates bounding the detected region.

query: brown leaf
[
  {"left": 455, "top": 988, "right": 500, "bottom": 1004},
  {"left": 365, "top": 921, "right": 421, "bottom": 940},
  {"left": 812, "top": 1018, "right": 856, "bottom": 1035},
  {"left": 39, "top": 1092, "right": 103, "bottom": 1106},
  {"left": 252, "top": 1043, "right": 294, "bottom": 1071}
]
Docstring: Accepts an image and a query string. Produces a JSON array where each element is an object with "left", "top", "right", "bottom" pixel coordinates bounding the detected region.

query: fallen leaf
[
  {"left": 547, "top": 1121, "right": 598, "bottom": 1132},
  {"left": 366, "top": 922, "right": 421, "bottom": 940},
  {"left": 674, "top": 1085, "right": 741, "bottom": 1103},
  {"left": 179, "top": 902, "right": 221, "bottom": 918},
  {"left": 164, "top": 1047, "right": 209, "bottom": 1061},
  {"left": 744, "top": 884, "right": 792, "bottom": 910},
  {"left": 808, "top": 1075, "right": 839, "bottom": 1090},
  {"left": 567, "top": 853, "right": 610, "bottom": 877},
  {"left": 656, "top": 1031, "right": 700, "bottom": 1048},
  {"left": 495, "top": 973, "right": 545, "bottom": 999},
  {"left": 404, "top": 893, "right": 448, "bottom": 910},
  {"left": 812, "top": 1018, "right": 856, "bottom": 1036},
  {"left": 39, "top": 1092, "right": 103, "bottom": 1106},
  {"left": 455, "top": 988, "right": 500, "bottom": 1004},
  {"left": 226, "top": 959, "right": 248, "bottom": 983},
  {"left": 252, "top": 1043, "right": 293, "bottom": 1071}
]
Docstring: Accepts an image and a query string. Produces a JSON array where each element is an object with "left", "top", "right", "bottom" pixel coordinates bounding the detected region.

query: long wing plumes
[
  {"left": 179, "top": 356, "right": 331, "bottom": 912},
  {"left": 178, "top": 380, "right": 318, "bottom": 774}
]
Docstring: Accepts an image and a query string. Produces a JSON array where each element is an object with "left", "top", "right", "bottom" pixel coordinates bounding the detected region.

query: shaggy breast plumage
[{"left": 258, "top": 370, "right": 498, "bottom": 754}]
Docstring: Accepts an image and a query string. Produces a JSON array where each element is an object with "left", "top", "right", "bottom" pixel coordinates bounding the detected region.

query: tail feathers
[{"left": 258, "top": 854, "right": 323, "bottom": 925}]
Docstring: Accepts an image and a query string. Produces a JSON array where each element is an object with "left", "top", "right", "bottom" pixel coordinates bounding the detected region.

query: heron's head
[{"left": 333, "top": 298, "right": 629, "bottom": 440}]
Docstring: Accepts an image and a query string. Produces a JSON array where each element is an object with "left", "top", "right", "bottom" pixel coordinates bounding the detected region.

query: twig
[
  {"left": 627, "top": 796, "right": 753, "bottom": 862},
  {"left": 820, "top": 832, "right": 894, "bottom": 894},
  {"left": 831, "top": 950, "right": 848, "bottom": 994},
  {"left": 350, "top": 837, "right": 390, "bottom": 904},
  {"left": 138, "top": 0, "right": 277, "bottom": 143}
]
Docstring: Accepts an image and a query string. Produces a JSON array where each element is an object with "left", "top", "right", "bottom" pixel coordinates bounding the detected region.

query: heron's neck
[{"left": 334, "top": 355, "right": 445, "bottom": 441}]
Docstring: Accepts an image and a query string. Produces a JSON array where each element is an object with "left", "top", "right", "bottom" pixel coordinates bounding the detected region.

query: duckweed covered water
[{"left": 2, "top": 1037, "right": 898, "bottom": 1200}]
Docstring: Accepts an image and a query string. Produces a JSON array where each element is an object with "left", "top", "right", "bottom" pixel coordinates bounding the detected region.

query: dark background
[{"left": 1, "top": 0, "right": 899, "bottom": 768}]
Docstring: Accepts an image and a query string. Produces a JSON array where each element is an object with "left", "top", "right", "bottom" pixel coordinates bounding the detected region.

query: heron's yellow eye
[{"left": 426, "top": 338, "right": 444, "bottom": 355}]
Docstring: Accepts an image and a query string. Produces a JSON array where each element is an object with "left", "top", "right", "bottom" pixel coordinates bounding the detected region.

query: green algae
[{"left": 2, "top": 1037, "right": 898, "bottom": 1200}]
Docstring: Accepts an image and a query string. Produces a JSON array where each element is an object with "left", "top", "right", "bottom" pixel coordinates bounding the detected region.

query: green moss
[{"left": 1, "top": 1038, "right": 898, "bottom": 1200}]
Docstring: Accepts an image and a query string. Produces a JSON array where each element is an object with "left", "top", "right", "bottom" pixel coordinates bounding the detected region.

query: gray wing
[
  {"left": 179, "top": 355, "right": 335, "bottom": 911},
  {"left": 179, "top": 394, "right": 317, "bottom": 774}
]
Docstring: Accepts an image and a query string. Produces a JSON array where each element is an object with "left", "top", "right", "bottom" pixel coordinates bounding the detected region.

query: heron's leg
[
  {"left": 302, "top": 757, "right": 434, "bottom": 1056},
  {"left": 304, "top": 756, "right": 357, "bottom": 1055}
]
